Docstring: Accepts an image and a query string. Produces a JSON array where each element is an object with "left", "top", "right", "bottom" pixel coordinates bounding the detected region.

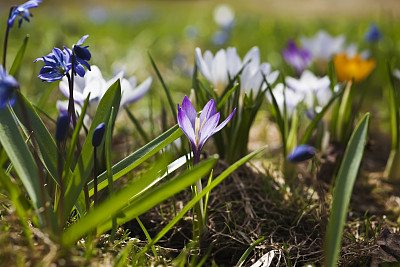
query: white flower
[
  {"left": 285, "top": 70, "right": 332, "bottom": 110},
  {"left": 240, "top": 47, "right": 279, "bottom": 96},
  {"left": 300, "top": 30, "right": 345, "bottom": 61},
  {"left": 196, "top": 46, "right": 279, "bottom": 96},
  {"left": 266, "top": 83, "right": 303, "bottom": 117},
  {"left": 107, "top": 71, "right": 152, "bottom": 108},
  {"left": 58, "top": 65, "right": 151, "bottom": 120},
  {"left": 195, "top": 47, "right": 241, "bottom": 92}
]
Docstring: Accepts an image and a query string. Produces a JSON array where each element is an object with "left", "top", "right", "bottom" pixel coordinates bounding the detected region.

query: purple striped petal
[
  {"left": 198, "top": 112, "right": 220, "bottom": 151},
  {"left": 213, "top": 108, "right": 236, "bottom": 134},
  {"left": 181, "top": 95, "right": 197, "bottom": 127},
  {"left": 199, "top": 99, "right": 216, "bottom": 124},
  {"left": 177, "top": 104, "right": 196, "bottom": 146}
]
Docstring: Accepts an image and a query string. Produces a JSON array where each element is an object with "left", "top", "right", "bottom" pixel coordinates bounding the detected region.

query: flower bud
[
  {"left": 92, "top": 123, "right": 105, "bottom": 147},
  {"left": 287, "top": 145, "right": 316, "bottom": 163},
  {"left": 55, "top": 113, "right": 70, "bottom": 141}
]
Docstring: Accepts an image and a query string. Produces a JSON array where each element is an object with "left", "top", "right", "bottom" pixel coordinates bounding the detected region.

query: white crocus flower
[
  {"left": 300, "top": 30, "right": 345, "bottom": 61},
  {"left": 285, "top": 70, "right": 331, "bottom": 110},
  {"left": 241, "top": 46, "right": 279, "bottom": 96},
  {"left": 107, "top": 71, "right": 152, "bottom": 108},
  {"left": 195, "top": 47, "right": 241, "bottom": 93},
  {"left": 58, "top": 65, "right": 151, "bottom": 121},
  {"left": 266, "top": 83, "right": 303, "bottom": 118}
]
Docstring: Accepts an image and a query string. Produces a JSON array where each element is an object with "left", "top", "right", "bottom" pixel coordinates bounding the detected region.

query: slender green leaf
[
  {"left": 63, "top": 80, "right": 121, "bottom": 217},
  {"left": 106, "top": 107, "right": 117, "bottom": 241},
  {"left": 0, "top": 107, "right": 43, "bottom": 213},
  {"left": 299, "top": 87, "right": 344, "bottom": 145},
  {"left": 148, "top": 51, "right": 177, "bottom": 121},
  {"left": 87, "top": 124, "right": 182, "bottom": 195},
  {"left": 125, "top": 107, "right": 150, "bottom": 142},
  {"left": 237, "top": 237, "right": 268, "bottom": 267},
  {"left": 13, "top": 92, "right": 59, "bottom": 184},
  {"left": 62, "top": 156, "right": 217, "bottom": 246},
  {"left": 324, "top": 113, "right": 370, "bottom": 267},
  {"left": 9, "top": 35, "right": 29, "bottom": 76}
]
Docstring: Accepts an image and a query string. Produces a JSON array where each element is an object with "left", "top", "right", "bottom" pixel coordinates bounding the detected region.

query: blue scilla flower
[
  {"left": 34, "top": 47, "right": 72, "bottom": 82},
  {"left": 287, "top": 145, "right": 316, "bottom": 163},
  {"left": 8, "top": 0, "right": 42, "bottom": 28},
  {"left": 92, "top": 123, "right": 105, "bottom": 147},
  {"left": 72, "top": 35, "right": 91, "bottom": 77},
  {"left": 0, "top": 66, "right": 19, "bottom": 110},
  {"left": 365, "top": 23, "right": 382, "bottom": 43}
]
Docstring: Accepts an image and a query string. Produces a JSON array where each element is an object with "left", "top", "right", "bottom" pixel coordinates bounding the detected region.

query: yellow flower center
[{"left": 194, "top": 117, "right": 207, "bottom": 147}]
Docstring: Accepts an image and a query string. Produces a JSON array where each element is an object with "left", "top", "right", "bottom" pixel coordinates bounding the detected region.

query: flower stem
[
  {"left": 66, "top": 56, "right": 77, "bottom": 129},
  {"left": 2, "top": 6, "right": 16, "bottom": 69},
  {"left": 93, "top": 147, "right": 98, "bottom": 207}
]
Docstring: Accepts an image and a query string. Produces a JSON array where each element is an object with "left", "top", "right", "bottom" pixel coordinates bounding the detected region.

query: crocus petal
[
  {"left": 211, "top": 49, "right": 228, "bottom": 89},
  {"left": 181, "top": 95, "right": 198, "bottom": 127},
  {"left": 199, "top": 99, "right": 216, "bottom": 124},
  {"left": 195, "top": 47, "right": 212, "bottom": 82},
  {"left": 120, "top": 76, "right": 152, "bottom": 107},
  {"left": 198, "top": 112, "right": 220, "bottom": 151},
  {"left": 177, "top": 105, "right": 196, "bottom": 146},
  {"left": 213, "top": 108, "right": 236, "bottom": 133}
]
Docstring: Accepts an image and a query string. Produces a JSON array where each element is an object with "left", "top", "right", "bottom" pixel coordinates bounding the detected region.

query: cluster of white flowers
[{"left": 195, "top": 46, "right": 279, "bottom": 95}]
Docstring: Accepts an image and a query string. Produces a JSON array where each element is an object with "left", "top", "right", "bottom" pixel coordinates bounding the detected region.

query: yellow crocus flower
[{"left": 333, "top": 53, "right": 376, "bottom": 83}]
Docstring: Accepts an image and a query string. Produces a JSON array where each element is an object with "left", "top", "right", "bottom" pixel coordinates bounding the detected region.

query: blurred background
[{"left": 1, "top": 0, "right": 400, "bottom": 128}]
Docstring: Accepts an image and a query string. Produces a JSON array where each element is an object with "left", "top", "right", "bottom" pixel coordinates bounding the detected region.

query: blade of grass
[
  {"left": 87, "top": 125, "right": 182, "bottom": 195},
  {"left": 125, "top": 107, "right": 150, "bottom": 142},
  {"left": 148, "top": 51, "right": 177, "bottom": 121},
  {"left": 324, "top": 113, "right": 370, "bottom": 267},
  {"left": 62, "top": 156, "right": 217, "bottom": 246},
  {"left": 106, "top": 107, "right": 117, "bottom": 242},
  {"left": 237, "top": 236, "right": 268, "bottom": 267},
  {"left": 299, "top": 87, "right": 344, "bottom": 145}
]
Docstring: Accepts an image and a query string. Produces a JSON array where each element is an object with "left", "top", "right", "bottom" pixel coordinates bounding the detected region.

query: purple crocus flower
[
  {"left": 34, "top": 47, "right": 72, "bottom": 82},
  {"left": 287, "top": 144, "right": 316, "bottom": 163},
  {"left": 8, "top": 0, "right": 42, "bottom": 28},
  {"left": 0, "top": 66, "right": 19, "bottom": 110},
  {"left": 177, "top": 96, "right": 236, "bottom": 164},
  {"left": 72, "top": 35, "right": 91, "bottom": 77},
  {"left": 282, "top": 40, "right": 312, "bottom": 76}
]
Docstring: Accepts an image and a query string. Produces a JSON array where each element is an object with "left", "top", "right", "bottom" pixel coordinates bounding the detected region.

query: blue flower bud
[
  {"left": 287, "top": 145, "right": 316, "bottom": 163},
  {"left": 55, "top": 113, "right": 70, "bottom": 141},
  {"left": 92, "top": 123, "right": 105, "bottom": 147}
]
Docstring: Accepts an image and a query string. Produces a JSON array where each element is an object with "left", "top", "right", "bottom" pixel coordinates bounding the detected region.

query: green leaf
[
  {"left": 0, "top": 107, "right": 42, "bottom": 212},
  {"left": 324, "top": 113, "right": 370, "bottom": 267},
  {"left": 87, "top": 124, "right": 182, "bottom": 195},
  {"left": 63, "top": 80, "right": 121, "bottom": 218},
  {"left": 62, "top": 156, "right": 217, "bottom": 246},
  {"left": 13, "top": 92, "right": 59, "bottom": 184},
  {"left": 9, "top": 35, "right": 29, "bottom": 77}
]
